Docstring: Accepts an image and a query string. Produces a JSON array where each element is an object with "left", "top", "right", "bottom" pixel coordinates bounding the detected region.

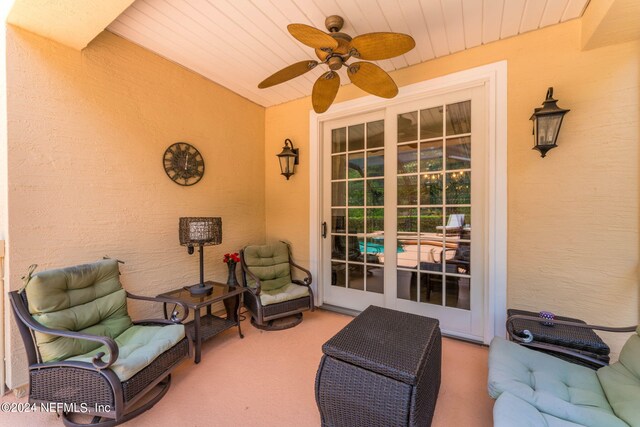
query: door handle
[{"left": 321, "top": 222, "right": 327, "bottom": 239}]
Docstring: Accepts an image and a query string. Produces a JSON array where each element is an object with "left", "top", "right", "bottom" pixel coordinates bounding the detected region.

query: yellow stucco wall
[
  {"left": 265, "top": 20, "right": 639, "bottom": 354},
  {"left": 4, "top": 27, "right": 265, "bottom": 388}
]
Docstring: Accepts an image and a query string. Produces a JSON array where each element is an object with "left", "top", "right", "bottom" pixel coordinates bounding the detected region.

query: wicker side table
[{"left": 315, "top": 305, "right": 441, "bottom": 427}]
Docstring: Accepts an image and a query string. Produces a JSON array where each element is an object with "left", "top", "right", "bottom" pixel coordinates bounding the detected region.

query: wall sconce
[
  {"left": 276, "top": 138, "right": 299, "bottom": 180},
  {"left": 530, "top": 87, "right": 570, "bottom": 158}
]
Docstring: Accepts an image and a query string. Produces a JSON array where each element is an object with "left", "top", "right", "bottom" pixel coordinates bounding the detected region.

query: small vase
[{"left": 226, "top": 261, "right": 239, "bottom": 287}]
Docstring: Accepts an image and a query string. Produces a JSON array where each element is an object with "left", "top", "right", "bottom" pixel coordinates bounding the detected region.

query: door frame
[{"left": 309, "top": 61, "right": 507, "bottom": 343}]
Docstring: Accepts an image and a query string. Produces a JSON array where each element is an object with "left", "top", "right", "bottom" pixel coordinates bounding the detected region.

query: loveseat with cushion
[{"left": 488, "top": 327, "right": 640, "bottom": 427}]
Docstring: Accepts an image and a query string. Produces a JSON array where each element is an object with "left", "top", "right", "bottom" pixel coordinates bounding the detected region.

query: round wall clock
[{"left": 163, "top": 142, "right": 205, "bottom": 186}]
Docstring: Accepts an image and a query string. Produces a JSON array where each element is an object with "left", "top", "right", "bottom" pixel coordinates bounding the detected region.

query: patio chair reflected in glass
[{"left": 436, "top": 213, "right": 465, "bottom": 236}]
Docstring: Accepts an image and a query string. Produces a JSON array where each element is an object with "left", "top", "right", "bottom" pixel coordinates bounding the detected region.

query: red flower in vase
[{"left": 223, "top": 252, "right": 240, "bottom": 264}]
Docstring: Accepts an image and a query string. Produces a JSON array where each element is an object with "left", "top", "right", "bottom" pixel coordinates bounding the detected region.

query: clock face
[{"left": 163, "top": 142, "right": 205, "bottom": 186}]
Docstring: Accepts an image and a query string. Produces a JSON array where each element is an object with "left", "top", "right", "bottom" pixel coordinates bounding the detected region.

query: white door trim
[{"left": 309, "top": 61, "right": 507, "bottom": 343}]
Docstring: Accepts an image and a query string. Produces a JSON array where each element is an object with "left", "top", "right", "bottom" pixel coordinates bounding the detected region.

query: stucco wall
[
  {"left": 4, "top": 27, "right": 265, "bottom": 388},
  {"left": 264, "top": 20, "right": 639, "bottom": 355}
]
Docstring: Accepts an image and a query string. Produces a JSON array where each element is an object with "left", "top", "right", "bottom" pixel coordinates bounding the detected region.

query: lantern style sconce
[
  {"left": 530, "top": 87, "right": 570, "bottom": 158},
  {"left": 276, "top": 138, "right": 299, "bottom": 180}
]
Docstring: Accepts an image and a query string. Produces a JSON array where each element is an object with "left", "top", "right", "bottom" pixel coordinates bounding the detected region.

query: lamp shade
[{"left": 179, "top": 217, "right": 222, "bottom": 246}]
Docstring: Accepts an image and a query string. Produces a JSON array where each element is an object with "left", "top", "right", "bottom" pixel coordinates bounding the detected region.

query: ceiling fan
[{"left": 258, "top": 15, "right": 416, "bottom": 113}]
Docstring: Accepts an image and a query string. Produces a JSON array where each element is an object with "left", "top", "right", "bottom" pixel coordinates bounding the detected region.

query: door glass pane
[
  {"left": 420, "top": 207, "right": 443, "bottom": 235},
  {"left": 367, "top": 120, "right": 384, "bottom": 148},
  {"left": 332, "top": 128, "right": 346, "bottom": 153},
  {"left": 420, "top": 272, "right": 443, "bottom": 305},
  {"left": 348, "top": 208, "right": 364, "bottom": 234},
  {"left": 347, "top": 263, "right": 365, "bottom": 291},
  {"left": 348, "top": 152, "right": 365, "bottom": 178},
  {"left": 398, "top": 208, "right": 417, "bottom": 233},
  {"left": 367, "top": 266, "right": 384, "bottom": 293},
  {"left": 446, "top": 137, "right": 471, "bottom": 170},
  {"left": 331, "top": 208, "right": 346, "bottom": 233},
  {"left": 367, "top": 179, "right": 384, "bottom": 206},
  {"left": 446, "top": 101, "right": 471, "bottom": 135},
  {"left": 397, "top": 269, "right": 417, "bottom": 301},
  {"left": 398, "top": 112, "right": 418, "bottom": 142},
  {"left": 332, "top": 182, "right": 346, "bottom": 206},
  {"left": 348, "top": 180, "right": 364, "bottom": 206},
  {"left": 420, "top": 173, "right": 443, "bottom": 205},
  {"left": 332, "top": 155, "right": 346, "bottom": 179},
  {"left": 420, "top": 106, "right": 443, "bottom": 139},
  {"left": 331, "top": 235, "right": 346, "bottom": 260},
  {"left": 331, "top": 262, "right": 346, "bottom": 287},
  {"left": 366, "top": 208, "right": 384, "bottom": 234},
  {"left": 445, "top": 276, "right": 470, "bottom": 309},
  {"left": 398, "top": 143, "right": 418, "bottom": 174},
  {"left": 367, "top": 150, "right": 384, "bottom": 177},
  {"left": 398, "top": 176, "right": 418, "bottom": 205},
  {"left": 445, "top": 171, "right": 470, "bottom": 204},
  {"left": 420, "top": 140, "right": 443, "bottom": 172},
  {"left": 348, "top": 124, "right": 365, "bottom": 151}
]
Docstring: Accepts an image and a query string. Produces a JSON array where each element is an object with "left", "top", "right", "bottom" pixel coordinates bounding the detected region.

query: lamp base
[{"left": 186, "top": 283, "right": 213, "bottom": 296}]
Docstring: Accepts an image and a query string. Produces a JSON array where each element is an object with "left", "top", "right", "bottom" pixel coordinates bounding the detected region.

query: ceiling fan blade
[
  {"left": 350, "top": 32, "right": 415, "bottom": 60},
  {"left": 347, "top": 62, "right": 398, "bottom": 98},
  {"left": 258, "top": 60, "right": 318, "bottom": 89},
  {"left": 312, "top": 71, "right": 340, "bottom": 113},
  {"left": 288, "top": 23, "right": 338, "bottom": 50}
]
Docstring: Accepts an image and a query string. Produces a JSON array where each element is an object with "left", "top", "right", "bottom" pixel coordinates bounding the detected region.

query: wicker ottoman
[{"left": 315, "top": 305, "right": 442, "bottom": 427}]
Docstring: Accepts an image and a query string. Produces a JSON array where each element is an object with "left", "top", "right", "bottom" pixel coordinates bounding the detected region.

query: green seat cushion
[
  {"left": 68, "top": 324, "right": 185, "bottom": 381},
  {"left": 259, "top": 283, "right": 309, "bottom": 306},
  {"left": 494, "top": 393, "right": 587, "bottom": 427},
  {"left": 597, "top": 331, "right": 640, "bottom": 427},
  {"left": 243, "top": 243, "right": 291, "bottom": 291},
  {"left": 488, "top": 337, "right": 626, "bottom": 427},
  {"left": 25, "top": 260, "right": 133, "bottom": 362}
]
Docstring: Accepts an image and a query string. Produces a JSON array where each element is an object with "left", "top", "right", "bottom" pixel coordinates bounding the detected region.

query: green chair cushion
[
  {"left": 25, "top": 260, "right": 133, "bottom": 362},
  {"left": 597, "top": 330, "right": 640, "bottom": 427},
  {"left": 259, "top": 283, "right": 309, "bottom": 306},
  {"left": 494, "top": 392, "right": 588, "bottom": 427},
  {"left": 68, "top": 324, "right": 185, "bottom": 381},
  {"left": 243, "top": 243, "right": 292, "bottom": 291},
  {"left": 488, "top": 337, "right": 626, "bottom": 427}
]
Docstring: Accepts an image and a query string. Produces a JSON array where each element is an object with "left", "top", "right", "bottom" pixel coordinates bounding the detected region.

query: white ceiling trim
[{"left": 107, "top": 0, "right": 589, "bottom": 108}]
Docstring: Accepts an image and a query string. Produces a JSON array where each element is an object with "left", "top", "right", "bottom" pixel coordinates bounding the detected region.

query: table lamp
[{"left": 179, "top": 217, "right": 222, "bottom": 295}]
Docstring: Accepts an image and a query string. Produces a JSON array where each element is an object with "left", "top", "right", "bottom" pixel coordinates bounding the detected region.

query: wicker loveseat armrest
[
  {"left": 126, "top": 292, "right": 190, "bottom": 324},
  {"left": 10, "top": 292, "right": 119, "bottom": 370},
  {"left": 507, "top": 314, "right": 637, "bottom": 343},
  {"left": 506, "top": 314, "right": 637, "bottom": 368}
]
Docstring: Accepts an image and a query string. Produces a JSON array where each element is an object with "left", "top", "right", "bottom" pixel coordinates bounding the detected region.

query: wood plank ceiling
[{"left": 107, "top": 0, "right": 590, "bottom": 108}]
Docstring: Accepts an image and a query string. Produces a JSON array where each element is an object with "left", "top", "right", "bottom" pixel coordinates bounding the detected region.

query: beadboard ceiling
[{"left": 107, "top": 0, "right": 590, "bottom": 108}]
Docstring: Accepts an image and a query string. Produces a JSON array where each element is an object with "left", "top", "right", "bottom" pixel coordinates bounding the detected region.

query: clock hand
[{"left": 185, "top": 153, "right": 189, "bottom": 170}]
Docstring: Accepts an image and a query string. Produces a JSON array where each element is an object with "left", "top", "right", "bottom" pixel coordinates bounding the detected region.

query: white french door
[{"left": 321, "top": 85, "right": 487, "bottom": 340}]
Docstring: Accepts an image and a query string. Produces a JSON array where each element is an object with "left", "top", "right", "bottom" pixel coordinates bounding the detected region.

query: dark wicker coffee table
[{"left": 315, "top": 305, "right": 442, "bottom": 427}]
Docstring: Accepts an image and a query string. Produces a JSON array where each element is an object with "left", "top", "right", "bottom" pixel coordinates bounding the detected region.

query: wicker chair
[
  {"left": 9, "top": 259, "right": 190, "bottom": 427},
  {"left": 240, "top": 242, "right": 314, "bottom": 330}
]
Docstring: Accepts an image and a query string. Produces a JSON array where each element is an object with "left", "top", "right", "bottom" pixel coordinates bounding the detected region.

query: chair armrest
[
  {"left": 10, "top": 293, "right": 119, "bottom": 370},
  {"left": 240, "top": 251, "right": 262, "bottom": 295},
  {"left": 126, "top": 292, "right": 189, "bottom": 323},
  {"left": 506, "top": 314, "right": 637, "bottom": 343},
  {"left": 290, "top": 260, "right": 312, "bottom": 286}
]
